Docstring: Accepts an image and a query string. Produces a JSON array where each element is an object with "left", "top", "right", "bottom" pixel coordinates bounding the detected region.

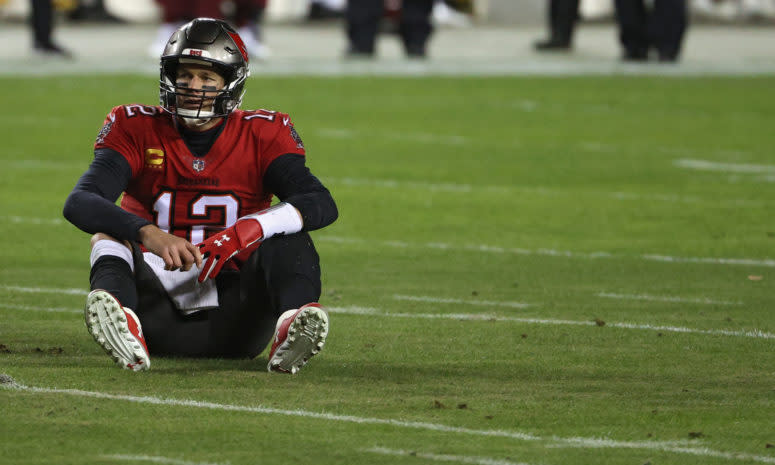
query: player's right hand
[{"left": 138, "top": 224, "right": 202, "bottom": 272}]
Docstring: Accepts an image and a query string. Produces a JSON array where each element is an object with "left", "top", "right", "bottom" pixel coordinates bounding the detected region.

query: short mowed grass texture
[{"left": 0, "top": 75, "right": 774, "bottom": 465}]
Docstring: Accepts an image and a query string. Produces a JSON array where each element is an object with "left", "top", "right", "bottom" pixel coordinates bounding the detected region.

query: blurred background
[{"left": 1, "top": 0, "right": 773, "bottom": 76}]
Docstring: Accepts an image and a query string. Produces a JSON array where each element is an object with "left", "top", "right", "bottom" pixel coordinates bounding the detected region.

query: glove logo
[{"left": 213, "top": 234, "right": 231, "bottom": 247}]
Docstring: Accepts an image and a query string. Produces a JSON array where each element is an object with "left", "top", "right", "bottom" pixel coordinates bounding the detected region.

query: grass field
[{"left": 1, "top": 74, "right": 774, "bottom": 465}]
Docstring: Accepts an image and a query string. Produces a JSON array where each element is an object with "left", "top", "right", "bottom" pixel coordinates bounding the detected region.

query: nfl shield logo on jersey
[{"left": 192, "top": 159, "right": 206, "bottom": 172}]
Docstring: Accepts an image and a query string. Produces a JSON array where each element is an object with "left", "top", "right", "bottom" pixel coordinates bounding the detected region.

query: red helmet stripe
[{"left": 227, "top": 31, "right": 249, "bottom": 63}]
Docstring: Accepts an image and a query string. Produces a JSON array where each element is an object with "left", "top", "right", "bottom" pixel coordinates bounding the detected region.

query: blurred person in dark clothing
[
  {"left": 346, "top": 0, "right": 434, "bottom": 58},
  {"left": 534, "top": 0, "right": 579, "bottom": 51},
  {"left": 614, "top": 0, "right": 688, "bottom": 62},
  {"left": 308, "top": 0, "right": 345, "bottom": 20},
  {"left": 30, "top": 0, "right": 72, "bottom": 57},
  {"left": 232, "top": 0, "right": 271, "bottom": 60}
]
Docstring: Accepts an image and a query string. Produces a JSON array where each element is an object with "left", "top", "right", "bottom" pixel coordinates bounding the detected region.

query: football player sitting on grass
[{"left": 63, "top": 18, "right": 338, "bottom": 374}]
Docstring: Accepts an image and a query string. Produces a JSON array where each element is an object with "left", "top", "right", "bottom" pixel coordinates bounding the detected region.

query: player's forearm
[
  {"left": 63, "top": 190, "right": 151, "bottom": 241},
  {"left": 283, "top": 191, "right": 338, "bottom": 231},
  {"left": 264, "top": 154, "right": 338, "bottom": 231}
]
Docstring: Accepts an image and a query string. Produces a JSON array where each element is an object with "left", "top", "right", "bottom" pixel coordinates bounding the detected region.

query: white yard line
[
  {"left": 642, "top": 254, "right": 775, "bottom": 267},
  {"left": 673, "top": 159, "right": 775, "bottom": 174},
  {"left": 609, "top": 191, "right": 765, "bottom": 208},
  {"left": 1, "top": 285, "right": 87, "bottom": 296},
  {"left": 369, "top": 442, "right": 775, "bottom": 465},
  {"left": 327, "top": 306, "right": 775, "bottom": 340},
  {"left": 0, "top": 303, "right": 80, "bottom": 314},
  {"left": 327, "top": 176, "right": 512, "bottom": 194},
  {"left": 316, "top": 127, "right": 467, "bottom": 146},
  {"left": 393, "top": 295, "right": 532, "bottom": 309},
  {"left": 651, "top": 446, "right": 775, "bottom": 464},
  {"left": 326, "top": 176, "right": 766, "bottom": 207},
  {"left": 318, "top": 236, "right": 775, "bottom": 268},
  {"left": 0, "top": 216, "right": 66, "bottom": 226},
  {"left": 102, "top": 454, "right": 226, "bottom": 465},
  {"left": 365, "top": 446, "right": 536, "bottom": 465},
  {"left": 1, "top": 376, "right": 771, "bottom": 464},
  {"left": 597, "top": 292, "right": 742, "bottom": 306},
  {"left": 547, "top": 441, "right": 775, "bottom": 464}
]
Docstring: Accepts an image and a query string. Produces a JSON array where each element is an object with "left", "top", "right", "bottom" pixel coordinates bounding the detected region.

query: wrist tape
[{"left": 243, "top": 202, "right": 303, "bottom": 241}]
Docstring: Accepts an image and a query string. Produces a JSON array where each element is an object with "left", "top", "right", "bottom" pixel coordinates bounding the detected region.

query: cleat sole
[
  {"left": 84, "top": 290, "right": 150, "bottom": 371},
  {"left": 267, "top": 307, "right": 328, "bottom": 374}
]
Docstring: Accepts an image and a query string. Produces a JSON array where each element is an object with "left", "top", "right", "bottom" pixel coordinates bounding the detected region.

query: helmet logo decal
[
  {"left": 182, "top": 48, "right": 211, "bottom": 58},
  {"left": 227, "top": 31, "right": 249, "bottom": 63}
]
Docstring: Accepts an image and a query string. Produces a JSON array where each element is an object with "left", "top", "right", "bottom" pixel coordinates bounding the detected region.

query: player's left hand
[{"left": 198, "top": 219, "right": 264, "bottom": 282}]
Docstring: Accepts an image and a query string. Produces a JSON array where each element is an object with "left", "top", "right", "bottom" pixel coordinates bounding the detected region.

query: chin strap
[{"left": 178, "top": 116, "right": 214, "bottom": 128}]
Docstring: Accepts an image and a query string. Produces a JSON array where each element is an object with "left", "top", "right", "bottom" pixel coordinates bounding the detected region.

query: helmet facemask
[
  {"left": 160, "top": 58, "right": 247, "bottom": 127},
  {"left": 158, "top": 18, "right": 250, "bottom": 127}
]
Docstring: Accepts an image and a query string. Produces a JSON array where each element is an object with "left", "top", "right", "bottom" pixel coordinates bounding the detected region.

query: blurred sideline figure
[
  {"left": 30, "top": 0, "right": 72, "bottom": 57},
  {"left": 431, "top": 0, "right": 472, "bottom": 28},
  {"left": 149, "top": 0, "right": 269, "bottom": 60},
  {"left": 308, "top": 0, "right": 345, "bottom": 20},
  {"left": 614, "top": 0, "right": 688, "bottom": 62},
  {"left": 534, "top": 0, "right": 579, "bottom": 51},
  {"left": 346, "top": 0, "right": 434, "bottom": 58},
  {"left": 232, "top": 0, "right": 271, "bottom": 60},
  {"left": 67, "top": 0, "right": 122, "bottom": 22}
]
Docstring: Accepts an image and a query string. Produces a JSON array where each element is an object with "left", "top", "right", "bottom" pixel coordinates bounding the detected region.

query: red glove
[{"left": 198, "top": 219, "right": 263, "bottom": 282}]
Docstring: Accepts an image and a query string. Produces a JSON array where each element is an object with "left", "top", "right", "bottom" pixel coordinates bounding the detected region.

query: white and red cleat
[
  {"left": 84, "top": 290, "right": 150, "bottom": 371},
  {"left": 267, "top": 303, "right": 328, "bottom": 374}
]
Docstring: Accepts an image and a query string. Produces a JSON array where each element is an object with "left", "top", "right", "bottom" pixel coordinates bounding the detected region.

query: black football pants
[
  {"left": 346, "top": 0, "right": 434, "bottom": 56},
  {"left": 131, "top": 232, "right": 322, "bottom": 358},
  {"left": 30, "top": 0, "right": 53, "bottom": 47},
  {"left": 614, "top": 0, "right": 687, "bottom": 60},
  {"left": 547, "top": 0, "right": 580, "bottom": 45}
]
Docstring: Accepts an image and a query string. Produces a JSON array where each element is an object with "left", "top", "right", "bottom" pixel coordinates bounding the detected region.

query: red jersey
[{"left": 95, "top": 104, "right": 306, "bottom": 247}]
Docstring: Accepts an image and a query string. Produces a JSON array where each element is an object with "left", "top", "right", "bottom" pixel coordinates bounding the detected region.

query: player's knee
[
  {"left": 259, "top": 233, "right": 321, "bottom": 294},
  {"left": 260, "top": 233, "right": 320, "bottom": 271},
  {"left": 90, "top": 233, "right": 120, "bottom": 248},
  {"left": 90, "top": 236, "right": 134, "bottom": 271}
]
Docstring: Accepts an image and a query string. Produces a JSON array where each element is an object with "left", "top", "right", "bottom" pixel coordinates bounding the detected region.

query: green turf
[{"left": 1, "top": 74, "right": 774, "bottom": 465}]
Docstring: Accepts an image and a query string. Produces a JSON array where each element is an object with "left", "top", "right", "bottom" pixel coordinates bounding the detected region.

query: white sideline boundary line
[
  {"left": 101, "top": 454, "right": 226, "bottom": 465},
  {"left": 597, "top": 292, "right": 742, "bottom": 306},
  {"left": 325, "top": 177, "right": 767, "bottom": 208},
  {"left": 674, "top": 159, "right": 775, "bottom": 174},
  {"left": 1, "top": 303, "right": 81, "bottom": 314},
  {"left": 317, "top": 128, "right": 468, "bottom": 146},
  {"left": 327, "top": 176, "right": 512, "bottom": 194},
  {"left": 393, "top": 294, "right": 532, "bottom": 309},
  {"left": 365, "top": 446, "right": 535, "bottom": 465},
  {"left": 317, "top": 236, "right": 775, "bottom": 268},
  {"left": 0, "top": 215, "right": 66, "bottom": 226},
  {"left": 546, "top": 442, "right": 775, "bottom": 464},
  {"left": 1, "top": 285, "right": 86, "bottom": 296},
  {"left": 4, "top": 376, "right": 772, "bottom": 464},
  {"left": 327, "top": 306, "right": 775, "bottom": 340},
  {"left": 609, "top": 191, "right": 765, "bottom": 208}
]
